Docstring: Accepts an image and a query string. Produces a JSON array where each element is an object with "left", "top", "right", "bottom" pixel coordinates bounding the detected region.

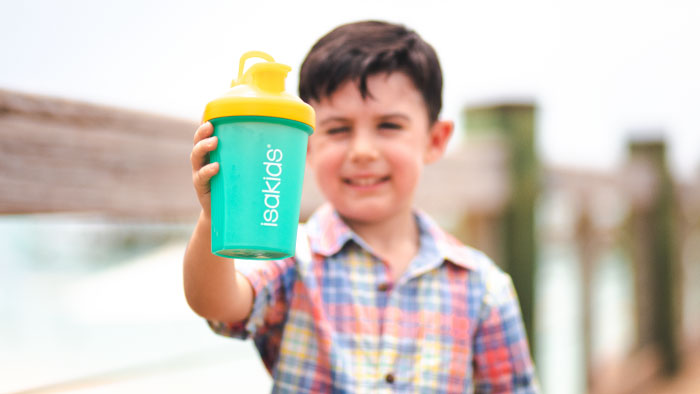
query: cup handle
[{"left": 232, "top": 51, "right": 275, "bottom": 87}]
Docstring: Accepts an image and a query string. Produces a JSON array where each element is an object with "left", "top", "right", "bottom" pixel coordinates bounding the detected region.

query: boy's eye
[
  {"left": 326, "top": 126, "right": 350, "bottom": 135},
  {"left": 379, "top": 122, "right": 402, "bottom": 130}
]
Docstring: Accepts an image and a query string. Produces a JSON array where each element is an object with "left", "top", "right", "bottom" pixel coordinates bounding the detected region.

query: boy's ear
[{"left": 424, "top": 120, "right": 454, "bottom": 164}]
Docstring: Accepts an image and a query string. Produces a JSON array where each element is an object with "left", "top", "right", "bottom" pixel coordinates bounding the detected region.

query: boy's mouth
[{"left": 342, "top": 176, "right": 390, "bottom": 187}]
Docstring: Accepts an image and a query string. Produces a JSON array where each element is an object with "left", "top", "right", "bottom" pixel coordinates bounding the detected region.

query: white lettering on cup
[{"left": 261, "top": 144, "right": 283, "bottom": 227}]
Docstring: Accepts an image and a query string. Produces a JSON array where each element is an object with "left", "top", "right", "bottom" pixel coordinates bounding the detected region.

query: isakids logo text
[{"left": 261, "top": 144, "right": 283, "bottom": 227}]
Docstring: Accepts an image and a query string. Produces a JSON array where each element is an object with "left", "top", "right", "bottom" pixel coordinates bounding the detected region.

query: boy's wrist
[{"left": 199, "top": 209, "right": 212, "bottom": 224}]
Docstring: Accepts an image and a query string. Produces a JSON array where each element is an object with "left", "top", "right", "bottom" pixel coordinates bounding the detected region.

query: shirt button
[
  {"left": 377, "top": 283, "right": 391, "bottom": 292},
  {"left": 385, "top": 373, "right": 395, "bottom": 384}
]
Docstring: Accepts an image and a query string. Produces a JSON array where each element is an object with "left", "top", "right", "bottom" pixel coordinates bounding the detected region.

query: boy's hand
[{"left": 190, "top": 121, "right": 219, "bottom": 217}]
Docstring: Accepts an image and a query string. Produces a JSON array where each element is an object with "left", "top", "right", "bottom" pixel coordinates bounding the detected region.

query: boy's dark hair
[{"left": 299, "top": 20, "right": 443, "bottom": 124}]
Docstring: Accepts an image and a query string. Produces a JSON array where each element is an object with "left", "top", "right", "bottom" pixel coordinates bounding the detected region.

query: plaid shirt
[{"left": 209, "top": 204, "right": 538, "bottom": 393}]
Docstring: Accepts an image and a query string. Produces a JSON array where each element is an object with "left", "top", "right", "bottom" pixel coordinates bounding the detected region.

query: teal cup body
[{"left": 209, "top": 116, "right": 312, "bottom": 259}]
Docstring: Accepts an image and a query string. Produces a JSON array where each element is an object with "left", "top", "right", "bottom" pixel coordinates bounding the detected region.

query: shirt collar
[
  {"left": 305, "top": 203, "right": 355, "bottom": 257},
  {"left": 304, "top": 203, "right": 477, "bottom": 271},
  {"left": 414, "top": 209, "right": 477, "bottom": 271}
]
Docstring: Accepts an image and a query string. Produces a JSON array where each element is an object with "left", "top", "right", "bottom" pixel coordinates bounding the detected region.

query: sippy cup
[{"left": 202, "top": 51, "right": 315, "bottom": 259}]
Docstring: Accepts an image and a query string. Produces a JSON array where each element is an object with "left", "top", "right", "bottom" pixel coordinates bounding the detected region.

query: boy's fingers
[
  {"left": 190, "top": 136, "right": 218, "bottom": 171},
  {"left": 193, "top": 162, "right": 219, "bottom": 191},
  {"left": 193, "top": 121, "right": 213, "bottom": 145}
]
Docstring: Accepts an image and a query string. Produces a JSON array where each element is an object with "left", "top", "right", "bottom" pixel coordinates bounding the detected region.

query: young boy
[{"left": 184, "top": 20, "right": 538, "bottom": 393}]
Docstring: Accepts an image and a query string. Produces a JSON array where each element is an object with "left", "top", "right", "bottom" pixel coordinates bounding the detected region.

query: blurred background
[{"left": 1, "top": 0, "right": 699, "bottom": 393}]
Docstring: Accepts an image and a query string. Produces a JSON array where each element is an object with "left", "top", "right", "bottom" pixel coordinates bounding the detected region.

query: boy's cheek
[{"left": 305, "top": 135, "right": 322, "bottom": 162}]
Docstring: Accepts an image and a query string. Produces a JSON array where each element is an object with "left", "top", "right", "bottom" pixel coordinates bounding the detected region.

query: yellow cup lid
[{"left": 202, "top": 51, "right": 315, "bottom": 130}]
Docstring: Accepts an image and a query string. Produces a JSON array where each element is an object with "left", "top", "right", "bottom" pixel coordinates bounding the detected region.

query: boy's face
[{"left": 307, "top": 72, "right": 453, "bottom": 225}]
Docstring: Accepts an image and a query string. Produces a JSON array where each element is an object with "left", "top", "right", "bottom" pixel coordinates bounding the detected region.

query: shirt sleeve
[
  {"left": 207, "top": 256, "right": 297, "bottom": 372},
  {"left": 472, "top": 270, "right": 539, "bottom": 393}
]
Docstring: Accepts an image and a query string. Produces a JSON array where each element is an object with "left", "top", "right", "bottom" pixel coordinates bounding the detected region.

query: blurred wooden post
[
  {"left": 463, "top": 103, "right": 539, "bottom": 352},
  {"left": 627, "top": 138, "right": 680, "bottom": 375},
  {"left": 576, "top": 203, "right": 595, "bottom": 390}
]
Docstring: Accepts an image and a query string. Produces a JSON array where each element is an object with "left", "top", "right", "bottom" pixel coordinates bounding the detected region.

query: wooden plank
[{"left": 0, "top": 89, "right": 200, "bottom": 221}]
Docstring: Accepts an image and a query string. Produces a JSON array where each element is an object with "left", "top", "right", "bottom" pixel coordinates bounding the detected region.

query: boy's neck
[{"left": 342, "top": 210, "right": 420, "bottom": 281}]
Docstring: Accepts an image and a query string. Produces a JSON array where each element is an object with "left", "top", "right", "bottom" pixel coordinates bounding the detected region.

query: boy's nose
[{"left": 348, "top": 131, "right": 380, "bottom": 163}]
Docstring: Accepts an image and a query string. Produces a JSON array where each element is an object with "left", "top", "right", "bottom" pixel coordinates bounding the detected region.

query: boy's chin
[
  {"left": 334, "top": 204, "right": 409, "bottom": 226},
  {"left": 337, "top": 211, "right": 381, "bottom": 225}
]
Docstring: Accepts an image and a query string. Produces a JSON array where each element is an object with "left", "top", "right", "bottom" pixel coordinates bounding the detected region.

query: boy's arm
[
  {"left": 182, "top": 121, "right": 253, "bottom": 323},
  {"left": 473, "top": 272, "right": 539, "bottom": 393},
  {"left": 183, "top": 211, "right": 254, "bottom": 323}
]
